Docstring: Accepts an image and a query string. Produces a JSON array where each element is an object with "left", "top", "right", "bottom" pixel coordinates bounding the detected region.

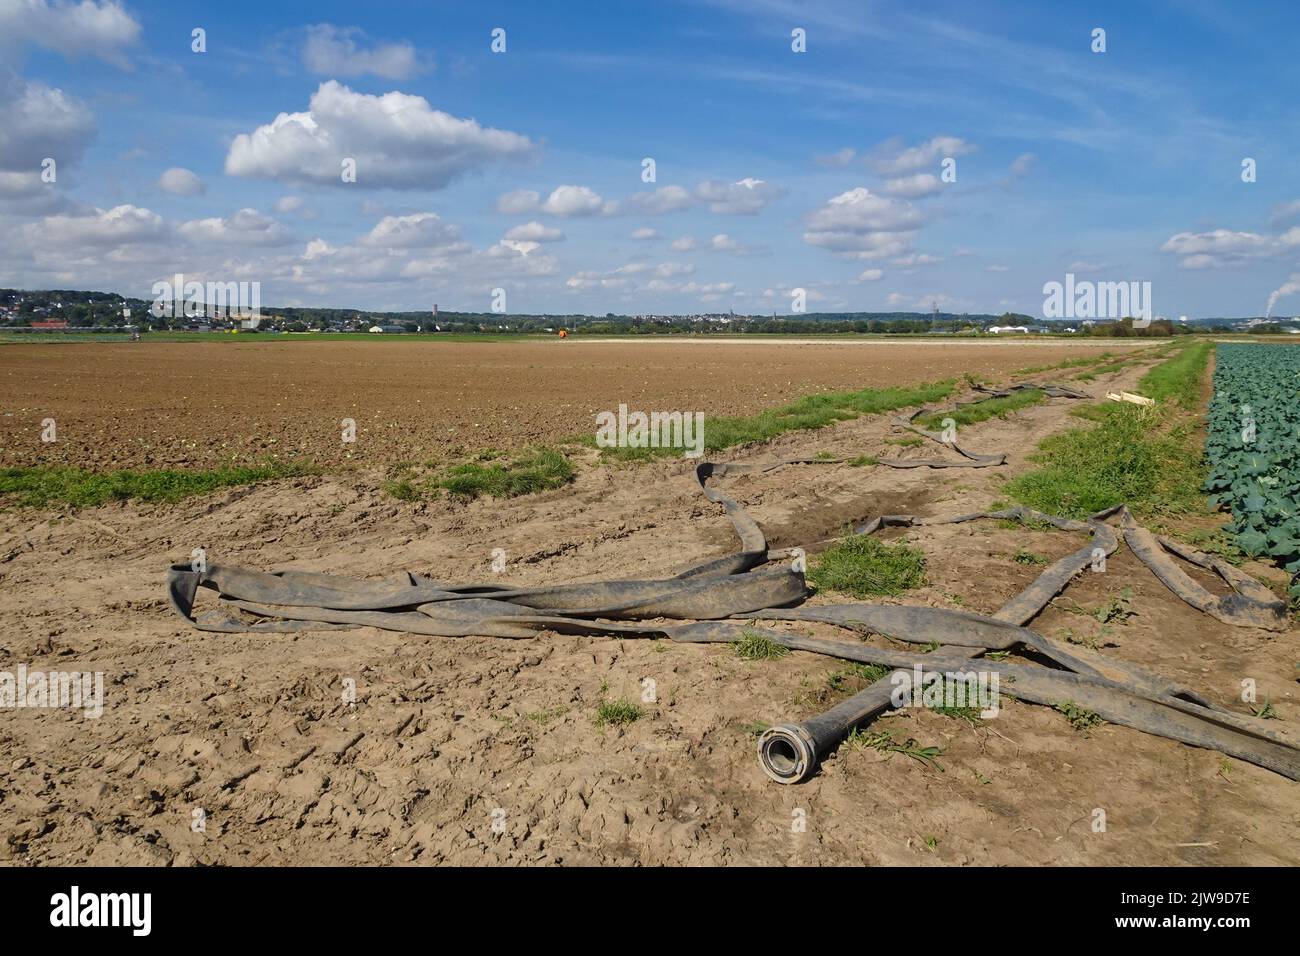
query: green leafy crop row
[{"left": 1203, "top": 344, "right": 1300, "bottom": 601}]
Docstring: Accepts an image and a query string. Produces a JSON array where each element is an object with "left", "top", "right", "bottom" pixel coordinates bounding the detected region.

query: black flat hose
[
  {"left": 759, "top": 649, "right": 981, "bottom": 784},
  {"left": 163, "top": 381, "right": 1298, "bottom": 784},
  {"left": 757, "top": 502, "right": 1285, "bottom": 783}
]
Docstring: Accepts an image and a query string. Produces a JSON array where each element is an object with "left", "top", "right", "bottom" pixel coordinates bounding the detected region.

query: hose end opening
[{"left": 757, "top": 723, "right": 817, "bottom": 784}]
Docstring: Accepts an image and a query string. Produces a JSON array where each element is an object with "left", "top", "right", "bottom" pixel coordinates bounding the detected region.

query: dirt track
[
  {"left": 1, "top": 350, "right": 1296, "bottom": 866},
  {"left": 0, "top": 338, "right": 1146, "bottom": 469}
]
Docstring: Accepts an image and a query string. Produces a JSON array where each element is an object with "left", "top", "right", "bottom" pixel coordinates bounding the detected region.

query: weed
[
  {"left": 929, "top": 702, "right": 984, "bottom": 725},
  {"left": 437, "top": 446, "right": 573, "bottom": 499},
  {"left": 1251, "top": 700, "right": 1278, "bottom": 720},
  {"left": 844, "top": 727, "right": 946, "bottom": 770},
  {"left": 383, "top": 478, "right": 418, "bottom": 501},
  {"left": 1055, "top": 700, "right": 1105, "bottom": 733},
  {"left": 825, "top": 662, "right": 892, "bottom": 692},
  {"left": 918, "top": 387, "right": 1044, "bottom": 431},
  {"left": 733, "top": 629, "right": 791, "bottom": 661},
  {"left": 594, "top": 698, "right": 643, "bottom": 727},
  {"left": 525, "top": 706, "right": 569, "bottom": 725},
  {"left": 809, "top": 533, "right": 926, "bottom": 598},
  {"left": 1013, "top": 549, "right": 1048, "bottom": 566}
]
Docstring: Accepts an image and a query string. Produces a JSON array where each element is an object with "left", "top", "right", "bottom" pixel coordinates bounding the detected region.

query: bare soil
[{"left": 0, "top": 346, "right": 1296, "bottom": 866}]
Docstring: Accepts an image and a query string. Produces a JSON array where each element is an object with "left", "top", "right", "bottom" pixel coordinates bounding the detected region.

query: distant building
[{"left": 30, "top": 320, "right": 68, "bottom": 329}]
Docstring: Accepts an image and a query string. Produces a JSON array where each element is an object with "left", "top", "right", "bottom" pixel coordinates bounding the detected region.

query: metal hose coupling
[{"left": 757, "top": 723, "right": 820, "bottom": 784}]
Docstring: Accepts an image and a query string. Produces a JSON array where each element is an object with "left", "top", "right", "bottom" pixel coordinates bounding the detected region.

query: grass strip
[
  {"left": 1005, "top": 342, "right": 1211, "bottom": 518},
  {"left": 0, "top": 461, "right": 311, "bottom": 508},
  {"left": 917, "top": 387, "right": 1044, "bottom": 431},
  {"left": 1013, "top": 351, "right": 1117, "bottom": 376},
  {"left": 1133, "top": 339, "right": 1211, "bottom": 409},
  {"left": 585, "top": 378, "right": 958, "bottom": 461}
]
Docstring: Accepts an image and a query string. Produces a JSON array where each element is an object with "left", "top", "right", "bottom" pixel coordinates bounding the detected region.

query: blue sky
[{"left": 3, "top": 0, "right": 1300, "bottom": 316}]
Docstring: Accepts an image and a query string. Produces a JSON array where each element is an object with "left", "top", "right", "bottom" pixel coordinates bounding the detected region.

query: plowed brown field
[{"left": 0, "top": 338, "right": 1146, "bottom": 470}]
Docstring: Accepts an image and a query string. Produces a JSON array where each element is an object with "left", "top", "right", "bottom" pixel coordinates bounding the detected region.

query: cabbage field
[{"left": 1204, "top": 343, "right": 1300, "bottom": 603}]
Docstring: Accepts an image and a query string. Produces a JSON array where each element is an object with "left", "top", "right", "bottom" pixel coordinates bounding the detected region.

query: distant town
[{"left": 2, "top": 288, "right": 1297, "bottom": 337}]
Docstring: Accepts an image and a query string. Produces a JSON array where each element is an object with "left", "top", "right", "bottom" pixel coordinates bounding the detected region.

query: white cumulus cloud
[
  {"left": 359, "top": 212, "right": 465, "bottom": 250},
  {"left": 504, "top": 220, "right": 564, "bottom": 242},
  {"left": 880, "top": 173, "right": 942, "bottom": 199},
  {"left": 0, "top": 74, "right": 95, "bottom": 170},
  {"left": 694, "top": 178, "right": 782, "bottom": 215},
  {"left": 623, "top": 185, "right": 692, "bottom": 215},
  {"left": 303, "top": 24, "right": 427, "bottom": 80},
  {"left": 28, "top": 203, "right": 165, "bottom": 248},
  {"left": 541, "top": 184, "right": 606, "bottom": 217},
  {"left": 225, "top": 81, "right": 535, "bottom": 189},
  {"left": 157, "top": 167, "right": 205, "bottom": 196},
  {"left": 179, "top": 208, "right": 290, "bottom": 246},
  {"left": 802, "top": 187, "right": 923, "bottom": 259},
  {"left": 867, "top": 136, "right": 976, "bottom": 176},
  {"left": 0, "top": 0, "right": 141, "bottom": 66}
]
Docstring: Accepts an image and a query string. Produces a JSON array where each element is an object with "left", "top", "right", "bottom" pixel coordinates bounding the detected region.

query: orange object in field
[{"left": 557, "top": 329, "right": 568, "bottom": 338}]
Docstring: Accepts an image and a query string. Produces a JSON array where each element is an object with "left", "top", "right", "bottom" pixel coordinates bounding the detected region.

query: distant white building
[{"left": 988, "top": 325, "right": 1030, "bottom": 334}]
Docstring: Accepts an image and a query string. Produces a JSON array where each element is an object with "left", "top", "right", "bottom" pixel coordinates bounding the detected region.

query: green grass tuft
[
  {"left": 594, "top": 698, "right": 643, "bottom": 727},
  {"left": 918, "top": 387, "right": 1044, "bottom": 431},
  {"left": 435, "top": 446, "right": 574, "bottom": 500},
  {"left": 733, "top": 629, "right": 791, "bottom": 661},
  {"left": 809, "top": 533, "right": 927, "bottom": 597},
  {"left": 1013, "top": 549, "right": 1048, "bottom": 565},
  {"left": 826, "top": 662, "right": 892, "bottom": 690}
]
